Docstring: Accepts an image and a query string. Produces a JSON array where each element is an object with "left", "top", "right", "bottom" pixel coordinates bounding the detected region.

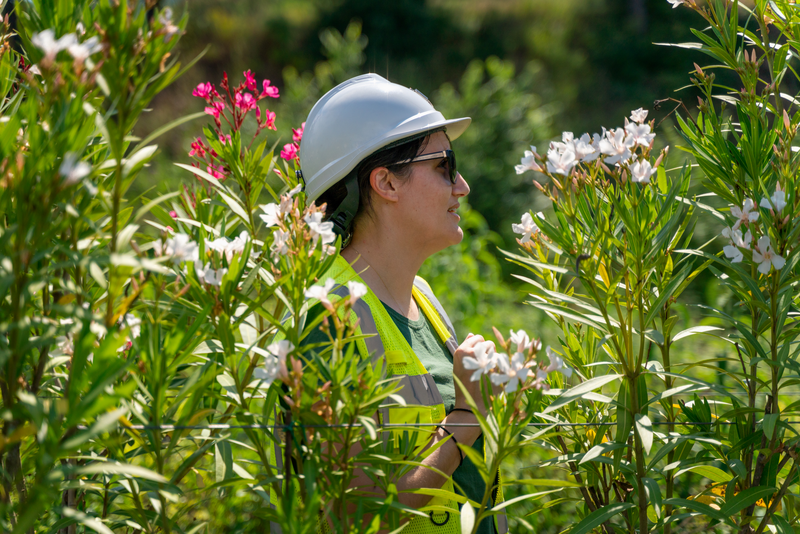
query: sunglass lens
[{"left": 448, "top": 151, "right": 457, "bottom": 183}]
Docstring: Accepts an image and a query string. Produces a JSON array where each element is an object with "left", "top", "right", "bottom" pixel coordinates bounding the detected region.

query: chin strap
[{"left": 327, "top": 171, "right": 360, "bottom": 247}]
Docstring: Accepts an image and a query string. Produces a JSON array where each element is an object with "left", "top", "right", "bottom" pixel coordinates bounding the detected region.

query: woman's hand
[{"left": 452, "top": 333, "right": 500, "bottom": 416}]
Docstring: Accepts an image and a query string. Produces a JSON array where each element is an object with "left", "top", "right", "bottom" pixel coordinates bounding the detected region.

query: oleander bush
[{"left": 7, "top": 1, "right": 800, "bottom": 533}]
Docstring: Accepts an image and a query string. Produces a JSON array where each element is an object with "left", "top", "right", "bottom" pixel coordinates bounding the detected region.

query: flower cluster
[
  {"left": 515, "top": 107, "right": 660, "bottom": 184},
  {"left": 192, "top": 70, "right": 278, "bottom": 131},
  {"left": 157, "top": 229, "right": 251, "bottom": 287},
  {"left": 31, "top": 29, "right": 103, "bottom": 68},
  {"left": 463, "top": 329, "right": 571, "bottom": 393},
  {"left": 721, "top": 185, "right": 789, "bottom": 274},
  {"left": 260, "top": 185, "right": 336, "bottom": 262},
  {"left": 189, "top": 70, "right": 280, "bottom": 180}
]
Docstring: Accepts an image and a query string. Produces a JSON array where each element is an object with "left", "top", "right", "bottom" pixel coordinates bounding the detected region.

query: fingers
[{"left": 458, "top": 334, "right": 485, "bottom": 350}]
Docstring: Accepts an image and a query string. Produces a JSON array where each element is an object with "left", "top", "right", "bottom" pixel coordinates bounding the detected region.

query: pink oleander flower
[
  {"left": 244, "top": 70, "right": 257, "bottom": 92},
  {"left": 207, "top": 163, "right": 226, "bottom": 180},
  {"left": 280, "top": 142, "right": 299, "bottom": 161},
  {"left": 263, "top": 109, "right": 276, "bottom": 131},
  {"left": 262, "top": 79, "right": 279, "bottom": 98},
  {"left": 169, "top": 210, "right": 178, "bottom": 218},
  {"left": 293, "top": 122, "right": 306, "bottom": 143},
  {"left": 235, "top": 92, "right": 257, "bottom": 111},
  {"left": 192, "top": 82, "right": 213, "bottom": 99},
  {"left": 189, "top": 138, "right": 206, "bottom": 157},
  {"left": 204, "top": 101, "right": 225, "bottom": 119},
  {"left": 219, "top": 133, "right": 231, "bottom": 145}
]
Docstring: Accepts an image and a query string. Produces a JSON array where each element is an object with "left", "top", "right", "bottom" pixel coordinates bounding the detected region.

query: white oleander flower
[
  {"left": 271, "top": 229, "right": 290, "bottom": 260},
  {"left": 260, "top": 203, "right": 282, "bottom": 227},
  {"left": 305, "top": 278, "right": 337, "bottom": 309},
  {"left": 625, "top": 122, "right": 656, "bottom": 147},
  {"left": 162, "top": 234, "right": 199, "bottom": 263},
  {"left": 346, "top": 281, "right": 367, "bottom": 306},
  {"left": 543, "top": 346, "right": 573, "bottom": 378},
  {"left": 760, "top": 183, "right": 787, "bottom": 214},
  {"left": 546, "top": 147, "right": 578, "bottom": 176},
  {"left": 304, "top": 212, "right": 336, "bottom": 248},
  {"left": 515, "top": 146, "right": 543, "bottom": 174},
  {"left": 462, "top": 340, "right": 497, "bottom": 382},
  {"left": 630, "top": 160, "right": 656, "bottom": 184},
  {"left": 574, "top": 133, "right": 600, "bottom": 163},
  {"left": 512, "top": 212, "right": 542, "bottom": 244},
  {"left": 196, "top": 263, "right": 227, "bottom": 286},
  {"left": 599, "top": 127, "right": 635, "bottom": 165},
  {"left": 508, "top": 329, "right": 534, "bottom": 354},
  {"left": 254, "top": 340, "right": 294, "bottom": 387},
  {"left": 32, "top": 29, "right": 77, "bottom": 62},
  {"left": 630, "top": 108, "right": 649, "bottom": 124},
  {"left": 491, "top": 352, "right": 530, "bottom": 393},
  {"left": 752, "top": 236, "right": 785, "bottom": 275}
]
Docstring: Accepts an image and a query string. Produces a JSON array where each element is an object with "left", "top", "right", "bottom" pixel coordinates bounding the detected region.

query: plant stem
[{"left": 630, "top": 373, "right": 649, "bottom": 534}]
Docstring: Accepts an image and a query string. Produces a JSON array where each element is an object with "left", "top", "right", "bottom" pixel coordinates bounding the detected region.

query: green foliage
[{"left": 433, "top": 56, "right": 556, "bottom": 247}]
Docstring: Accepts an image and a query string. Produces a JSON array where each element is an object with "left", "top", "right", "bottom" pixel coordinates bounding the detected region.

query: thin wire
[{"left": 119, "top": 421, "right": 800, "bottom": 431}]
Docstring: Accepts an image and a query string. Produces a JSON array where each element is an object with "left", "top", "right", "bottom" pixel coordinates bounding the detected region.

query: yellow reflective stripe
[{"left": 412, "top": 285, "right": 453, "bottom": 346}]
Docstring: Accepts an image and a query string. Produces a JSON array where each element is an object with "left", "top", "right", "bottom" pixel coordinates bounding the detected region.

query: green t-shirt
[{"left": 381, "top": 303, "right": 496, "bottom": 534}]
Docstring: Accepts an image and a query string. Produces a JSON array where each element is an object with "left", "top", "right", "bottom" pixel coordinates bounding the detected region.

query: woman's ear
[{"left": 369, "top": 167, "right": 401, "bottom": 204}]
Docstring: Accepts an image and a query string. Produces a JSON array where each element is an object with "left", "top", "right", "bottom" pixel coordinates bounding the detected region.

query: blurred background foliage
[{"left": 74, "top": 1, "right": 737, "bottom": 530}]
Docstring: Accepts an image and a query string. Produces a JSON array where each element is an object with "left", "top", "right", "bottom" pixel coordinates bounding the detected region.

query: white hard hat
[{"left": 300, "top": 73, "right": 471, "bottom": 201}]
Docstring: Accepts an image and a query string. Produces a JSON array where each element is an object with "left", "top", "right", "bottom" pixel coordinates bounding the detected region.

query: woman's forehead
[{"left": 423, "top": 131, "right": 451, "bottom": 152}]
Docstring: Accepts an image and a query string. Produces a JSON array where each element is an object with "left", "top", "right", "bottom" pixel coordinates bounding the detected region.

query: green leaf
[
  {"left": 134, "top": 191, "right": 181, "bottom": 222},
  {"left": 59, "top": 507, "right": 113, "bottom": 534},
  {"left": 719, "top": 486, "right": 777, "bottom": 516},
  {"left": 569, "top": 503, "right": 635, "bottom": 534},
  {"left": 663, "top": 497, "right": 733, "bottom": 525},
  {"left": 642, "top": 477, "right": 662, "bottom": 518},
  {"left": 542, "top": 374, "right": 622, "bottom": 414},
  {"left": 671, "top": 325, "right": 724, "bottom": 342},
  {"left": 491, "top": 490, "right": 564, "bottom": 511},
  {"left": 514, "top": 479, "right": 583, "bottom": 488},
  {"left": 579, "top": 442, "right": 626, "bottom": 465},
  {"left": 133, "top": 111, "right": 206, "bottom": 153},
  {"left": 635, "top": 414, "right": 654, "bottom": 455},
  {"left": 122, "top": 145, "right": 157, "bottom": 177},
  {"left": 674, "top": 465, "right": 732, "bottom": 483},
  {"left": 763, "top": 413, "right": 778, "bottom": 440},
  {"left": 773, "top": 514, "right": 792, "bottom": 534},
  {"left": 219, "top": 191, "right": 251, "bottom": 224},
  {"left": 77, "top": 462, "right": 167, "bottom": 483}
]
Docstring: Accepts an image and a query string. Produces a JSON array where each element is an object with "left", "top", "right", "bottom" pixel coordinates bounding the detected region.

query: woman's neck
[{"left": 341, "top": 231, "right": 424, "bottom": 320}]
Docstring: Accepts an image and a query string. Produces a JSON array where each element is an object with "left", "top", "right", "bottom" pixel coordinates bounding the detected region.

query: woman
[{"left": 299, "top": 73, "right": 507, "bottom": 534}]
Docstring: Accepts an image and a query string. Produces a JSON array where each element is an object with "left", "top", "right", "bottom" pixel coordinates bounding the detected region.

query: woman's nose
[{"left": 453, "top": 172, "right": 470, "bottom": 197}]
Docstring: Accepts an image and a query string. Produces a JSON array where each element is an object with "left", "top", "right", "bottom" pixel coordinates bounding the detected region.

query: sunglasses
[{"left": 390, "top": 149, "right": 458, "bottom": 184}]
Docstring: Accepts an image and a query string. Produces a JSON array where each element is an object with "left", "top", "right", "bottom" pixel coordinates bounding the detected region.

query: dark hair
[{"left": 317, "top": 132, "right": 436, "bottom": 234}]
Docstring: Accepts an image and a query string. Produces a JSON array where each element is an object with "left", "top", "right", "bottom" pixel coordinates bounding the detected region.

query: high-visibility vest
[{"left": 269, "top": 255, "right": 509, "bottom": 533}]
